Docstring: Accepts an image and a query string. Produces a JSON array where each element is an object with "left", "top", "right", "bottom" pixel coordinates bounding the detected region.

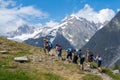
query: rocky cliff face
[{"left": 82, "top": 11, "right": 120, "bottom": 67}]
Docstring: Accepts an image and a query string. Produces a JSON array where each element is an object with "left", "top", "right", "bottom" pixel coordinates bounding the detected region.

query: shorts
[
  {"left": 67, "top": 54, "right": 72, "bottom": 60},
  {"left": 80, "top": 58, "right": 85, "bottom": 64}
]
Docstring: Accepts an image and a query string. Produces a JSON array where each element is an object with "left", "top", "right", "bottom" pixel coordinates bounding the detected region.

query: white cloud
[
  {"left": 97, "top": 9, "right": 115, "bottom": 23},
  {"left": 0, "top": 0, "right": 48, "bottom": 33},
  {"left": 45, "top": 20, "right": 59, "bottom": 27},
  {"left": 75, "top": 4, "right": 115, "bottom": 23},
  {"left": 80, "top": 0, "right": 86, "bottom": 3},
  {"left": 0, "top": 0, "right": 16, "bottom": 8}
]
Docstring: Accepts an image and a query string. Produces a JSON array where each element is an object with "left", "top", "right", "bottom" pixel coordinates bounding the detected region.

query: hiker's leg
[
  {"left": 76, "top": 57, "right": 78, "bottom": 64},
  {"left": 98, "top": 61, "right": 101, "bottom": 67},
  {"left": 60, "top": 52, "right": 63, "bottom": 60},
  {"left": 58, "top": 53, "right": 61, "bottom": 60},
  {"left": 82, "top": 59, "right": 85, "bottom": 70},
  {"left": 46, "top": 47, "right": 49, "bottom": 54},
  {"left": 82, "top": 64, "right": 84, "bottom": 70},
  {"left": 70, "top": 54, "right": 72, "bottom": 62},
  {"left": 57, "top": 51, "right": 60, "bottom": 60},
  {"left": 43, "top": 48, "right": 46, "bottom": 54},
  {"left": 66, "top": 54, "right": 69, "bottom": 60},
  {"left": 73, "top": 56, "right": 77, "bottom": 64},
  {"left": 68, "top": 55, "right": 72, "bottom": 63},
  {"left": 73, "top": 56, "right": 75, "bottom": 63},
  {"left": 48, "top": 47, "right": 50, "bottom": 54},
  {"left": 59, "top": 50, "right": 62, "bottom": 60},
  {"left": 98, "top": 61, "right": 102, "bottom": 72},
  {"left": 80, "top": 59, "right": 82, "bottom": 69}
]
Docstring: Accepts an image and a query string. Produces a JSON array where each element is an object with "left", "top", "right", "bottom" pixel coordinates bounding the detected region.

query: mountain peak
[{"left": 63, "top": 14, "right": 88, "bottom": 23}]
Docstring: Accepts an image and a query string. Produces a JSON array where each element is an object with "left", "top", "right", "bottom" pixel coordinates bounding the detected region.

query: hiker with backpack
[
  {"left": 88, "top": 50, "right": 95, "bottom": 68},
  {"left": 78, "top": 49, "right": 85, "bottom": 70},
  {"left": 66, "top": 47, "right": 73, "bottom": 63},
  {"left": 55, "top": 44, "right": 62, "bottom": 60},
  {"left": 95, "top": 54, "right": 102, "bottom": 67},
  {"left": 85, "top": 48, "right": 90, "bottom": 62},
  {"left": 43, "top": 37, "right": 49, "bottom": 54},
  {"left": 73, "top": 49, "right": 78, "bottom": 64}
]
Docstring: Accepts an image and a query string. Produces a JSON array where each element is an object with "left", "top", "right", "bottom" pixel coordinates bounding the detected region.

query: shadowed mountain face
[
  {"left": 24, "top": 32, "right": 73, "bottom": 49},
  {"left": 82, "top": 11, "right": 120, "bottom": 67}
]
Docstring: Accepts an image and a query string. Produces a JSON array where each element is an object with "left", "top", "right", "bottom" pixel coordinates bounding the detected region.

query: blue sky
[
  {"left": 0, "top": 0, "right": 120, "bottom": 33},
  {"left": 17, "top": 0, "right": 120, "bottom": 21}
]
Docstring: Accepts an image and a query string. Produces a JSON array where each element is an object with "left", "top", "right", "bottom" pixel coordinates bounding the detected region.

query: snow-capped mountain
[
  {"left": 7, "top": 24, "right": 35, "bottom": 37},
  {"left": 24, "top": 14, "right": 103, "bottom": 49},
  {"left": 7, "top": 24, "right": 41, "bottom": 41},
  {"left": 6, "top": 14, "right": 107, "bottom": 49}
]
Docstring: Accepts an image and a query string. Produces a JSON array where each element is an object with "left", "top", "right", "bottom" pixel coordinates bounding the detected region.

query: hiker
[
  {"left": 88, "top": 50, "right": 94, "bottom": 68},
  {"left": 78, "top": 49, "right": 85, "bottom": 70},
  {"left": 73, "top": 49, "right": 78, "bottom": 64},
  {"left": 95, "top": 54, "right": 102, "bottom": 67},
  {"left": 55, "top": 44, "right": 62, "bottom": 60},
  {"left": 85, "top": 48, "right": 90, "bottom": 62},
  {"left": 66, "top": 47, "right": 73, "bottom": 63},
  {"left": 43, "top": 37, "right": 49, "bottom": 54}
]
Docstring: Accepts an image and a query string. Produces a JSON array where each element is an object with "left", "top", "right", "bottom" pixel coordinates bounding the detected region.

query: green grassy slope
[{"left": 0, "top": 37, "right": 103, "bottom": 80}]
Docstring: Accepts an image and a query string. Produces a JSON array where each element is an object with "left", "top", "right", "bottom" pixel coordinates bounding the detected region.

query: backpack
[
  {"left": 77, "top": 51, "right": 81, "bottom": 57},
  {"left": 67, "top": 48, "right": 72, "bottom": 54},
  {"left": 48, "top": 42, "right": 52, "bottom": 48},
  {"left": 74, "top": 52, "right": 78, "bottom": 56}
]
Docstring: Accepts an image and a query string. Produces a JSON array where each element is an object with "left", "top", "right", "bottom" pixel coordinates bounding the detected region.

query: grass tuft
[{"left": 101, "top": 67, "right": 120, "bottom": 80}]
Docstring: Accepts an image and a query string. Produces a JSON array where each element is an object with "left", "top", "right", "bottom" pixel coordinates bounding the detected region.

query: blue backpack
[
  {"left": 48, "top": 42, "right": 52, "bottom": 48},
  {"left": 67, "top": 48, "right": 72, "bottom": 54},
  {"left": 77, "top": 51, "right": 81, "bottom": 57}
]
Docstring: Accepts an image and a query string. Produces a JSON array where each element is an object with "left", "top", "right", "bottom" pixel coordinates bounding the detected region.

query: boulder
[
  {"left": 0, "top": 50, "right": 9, "bottom": 54},
  {"left": 112, "top": 70, "right": 120, "bottom": 74},
  {"left": 14, "top": 56, "right": 29, "bottom": 63}
]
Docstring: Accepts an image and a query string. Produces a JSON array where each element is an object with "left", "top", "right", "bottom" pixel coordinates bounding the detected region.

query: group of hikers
[{"left": 43, "top": 37, "right": 102, "bottom": 71}]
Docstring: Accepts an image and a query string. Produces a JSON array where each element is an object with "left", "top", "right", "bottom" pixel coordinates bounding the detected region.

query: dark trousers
[
  {"left": 73, "top": 56, "right": 78, "bottom": 64},
  {"left": 80, "top": 58, "right": 85, "bottom": 64},
  {"left": 98, "top": 61, "right": 102, "bottom": 67},
  {"left": 67, "top": 54, "right": 72, "bottom": 60},
  {"left": 57, "top": 51, "right": 62, "bottom": 60}
]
